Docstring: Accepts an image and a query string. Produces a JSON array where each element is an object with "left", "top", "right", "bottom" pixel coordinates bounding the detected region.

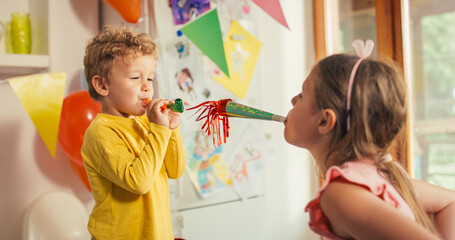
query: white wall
[
  {"left": 0, "top": 0, "right": 319, "bottom": 239},
  {"left": 0, "top": 0, "right": 98, "bottom": 239},
  {"left": 259, "top": 0, "right": 319, "bottom": 238},
  {"left": 171, "top": 0, "right": 319, "bottom": 239}
]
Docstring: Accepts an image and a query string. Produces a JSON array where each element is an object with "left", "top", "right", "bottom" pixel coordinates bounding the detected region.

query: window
[
  {"left": 410, "top": 0, "right": 455, "bottom": 189},
  {"left": 313, "top": 0, "right": 455, "bottom": 189},
  {"left": 313, "top": 0, "right": 408, "bottom": 169}
]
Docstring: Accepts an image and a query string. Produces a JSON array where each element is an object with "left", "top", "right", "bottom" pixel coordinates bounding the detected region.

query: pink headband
[{"left": 346, "top": 39, "right": 374, "bottom": 130}]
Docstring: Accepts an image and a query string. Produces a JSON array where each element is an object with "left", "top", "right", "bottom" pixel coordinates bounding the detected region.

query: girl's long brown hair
[{"left": 315, "top": 54, "right": 437, "bottom": 234}]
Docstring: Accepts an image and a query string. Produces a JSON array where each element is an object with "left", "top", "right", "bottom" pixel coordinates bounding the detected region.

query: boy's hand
[
  {"left": 147, "top": 99, "right": 181, "bottom": 129},
  {"left": 147, "top": 99, "right": 170, "bottom": 128},
  {"left": 167, "top": 99, "right": 181, "bottom": 129}
]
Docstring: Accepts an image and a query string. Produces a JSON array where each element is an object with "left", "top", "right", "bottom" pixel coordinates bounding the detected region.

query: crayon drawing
[
  {"left": 184, "top": 129, "right": 232, "bottom": 198},
  {"left": 226, "top": 124, "right": 270, "bottom": 199},
  {"left": 170, "top": 0, "right": 211, "bottom": 25}
]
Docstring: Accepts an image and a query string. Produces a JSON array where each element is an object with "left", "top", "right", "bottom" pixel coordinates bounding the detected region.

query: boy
[{"left": 81, "top": 25, "right": 186, "bottom": 239}]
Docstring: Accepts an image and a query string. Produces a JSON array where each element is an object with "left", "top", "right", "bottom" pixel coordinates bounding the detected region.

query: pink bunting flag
[{"left": 252, "top": 0, "right": 289, "bottom": 29}]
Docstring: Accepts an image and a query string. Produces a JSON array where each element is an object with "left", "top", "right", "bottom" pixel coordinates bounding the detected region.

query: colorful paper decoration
[
  {"left": 188, "top": 99, "right": 285, "bottom": 146},
  {"left": 180, "top": 9, "right": 230, "bottom": 78},
  {"left": 170, "top": 0, "right": 211, "bottom": 25},
  {"left": 212, "top": 20, "right": 262, "bottom": 99},
  {"left": 8, "top": 72, "right": 67, "bottom": 157},
  {"left": 252, "top": 0, "right": 289, "bottom": 29}
]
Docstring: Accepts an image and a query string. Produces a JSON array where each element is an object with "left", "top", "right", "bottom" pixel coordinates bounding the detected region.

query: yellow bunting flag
[
  {"left": 212, "top": 20, "right": 262, "bottom": 99},
  {"left": 8, "top": 72, "right": 66, "bottom": 157}
]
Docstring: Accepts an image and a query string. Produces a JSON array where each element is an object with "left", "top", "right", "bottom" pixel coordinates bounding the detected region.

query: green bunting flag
[{"left": 180, "top": 9, "right": 230, "bottom": 78}]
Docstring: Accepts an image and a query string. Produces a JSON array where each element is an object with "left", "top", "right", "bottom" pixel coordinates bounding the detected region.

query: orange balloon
[
  {"left": 102, "top": 0, "right": 141, "bottom": 23},
  {"left": 58, "top": 91, "right": 101, "bottom": 191}
]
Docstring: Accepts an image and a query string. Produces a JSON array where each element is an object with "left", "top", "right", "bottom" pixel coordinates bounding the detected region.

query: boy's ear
[
  {"left": 91, "top": 75, "right": 108, "bottom": 96},
  {"left": 318, "top": 109, "right": 336, "bottom": 134}
]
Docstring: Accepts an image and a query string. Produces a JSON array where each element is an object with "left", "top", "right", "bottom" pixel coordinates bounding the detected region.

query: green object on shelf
[
  {"left": 3, "top": 21, "right": 13, "bottom": 53},
  {"left": 11, "top": 12, "right": 31, "bottom": 54},
  {"left": 168, "top": 98, "right": 184, "bottom": 113}
]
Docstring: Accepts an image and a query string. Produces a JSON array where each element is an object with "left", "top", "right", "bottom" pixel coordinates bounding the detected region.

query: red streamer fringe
[{"left": 187, "top": 99, "right": 232, "bottom": 147}]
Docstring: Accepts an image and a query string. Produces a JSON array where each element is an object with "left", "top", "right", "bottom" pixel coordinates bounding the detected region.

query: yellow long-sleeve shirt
[{"left": 81, "top": 113, "right": 186, "bottom": 240}]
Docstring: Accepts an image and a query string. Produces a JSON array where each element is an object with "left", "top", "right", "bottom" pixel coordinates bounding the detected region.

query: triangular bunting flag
[
  {"left": 8, "top": 72, "right": 67, "bottom": 157},
  {"left": 252, "top": 0, "right": 289, "bottom": 29},
  {"left": 181, "top": 8, "right": 230, "bottom": 78},
  {"left": 212, "top": 20, "right": 263, "bottom": 99}
]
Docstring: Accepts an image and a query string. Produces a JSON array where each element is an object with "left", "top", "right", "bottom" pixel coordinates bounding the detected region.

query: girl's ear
[
  {"left": 92, "top": 75, "right": 108, "bottom": 96},
  {"left": 318, "top": 109, "right": 336, "bottom": 134}
]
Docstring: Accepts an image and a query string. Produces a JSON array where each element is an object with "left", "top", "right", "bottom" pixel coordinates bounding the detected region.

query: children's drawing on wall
[
  {"left": 230, "top": 42, "right": 250, "bottom": 78},
  {"left": 170, "top": 0, "right": 211, "bottom": 25},
  {"left": 229, "top": 142, "right": 261, "bottom": 182},
  {"left": 203, "top": 57, "right": 223, "bottom": 78},
  {"left": 184, "top": 129, "right": 232, "bottom": 198},
  {"left": 171, "top": 61, "right": 209, "bottom": 107},
  {"left": 202, "top": 88, "right": 211, "bottom": 98},
  {"left": 215, "top": 0, "right": 253, "bottom": 21},
  {"left": 175, "top": 30, "right": 189, "bottom": 58},
  {"left": 225, "top": 124, "right": 270, "bottom": 199},
  {"left": 161, "top": 29, "right": 210, "bottom": 108},
  {"left": 176, "top": 67, "right": 197, "bottom": 100}
]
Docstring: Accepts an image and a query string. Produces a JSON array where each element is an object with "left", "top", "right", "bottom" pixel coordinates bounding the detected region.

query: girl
[{"left": 284, "top": 40, "right": 455, "bottom": 239}]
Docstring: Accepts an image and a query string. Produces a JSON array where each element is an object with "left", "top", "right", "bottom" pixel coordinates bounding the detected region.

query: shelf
[{"left": 0, "top": 54, "right": 49, "bottom": 79}]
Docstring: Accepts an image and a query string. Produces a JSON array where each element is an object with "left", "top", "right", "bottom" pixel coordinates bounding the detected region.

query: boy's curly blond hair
[{"left": 83, "top": 25, "right": 158, "bottom": 99}]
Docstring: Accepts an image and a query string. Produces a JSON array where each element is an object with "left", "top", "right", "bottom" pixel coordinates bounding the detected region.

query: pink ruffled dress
[{"left": 305, "top": 159, "right": 415, "bottom": 240}]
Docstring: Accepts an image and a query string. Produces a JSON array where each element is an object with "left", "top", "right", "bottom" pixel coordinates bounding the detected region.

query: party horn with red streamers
[
  {"left": 145, "top": 98, "right": 185, "bottom": 113},
  {"left": 187, "top": 99, "right": 285, "bottom": 146}
]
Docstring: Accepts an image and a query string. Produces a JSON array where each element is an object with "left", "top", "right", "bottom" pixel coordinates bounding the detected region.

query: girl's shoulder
[
  {"left": 329, "top": 159, "right": 384, "bottom": 191},
  {"left": 305, "top": 159, "right": 415, "bottom": 239},
  {"left": 310, "top": 159, "right": 411, "bottom": 208}
]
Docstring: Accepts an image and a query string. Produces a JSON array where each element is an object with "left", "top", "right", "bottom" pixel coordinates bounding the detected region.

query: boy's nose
[{"left": 142, "top": 82, "right": 152, "bottom": 92}]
